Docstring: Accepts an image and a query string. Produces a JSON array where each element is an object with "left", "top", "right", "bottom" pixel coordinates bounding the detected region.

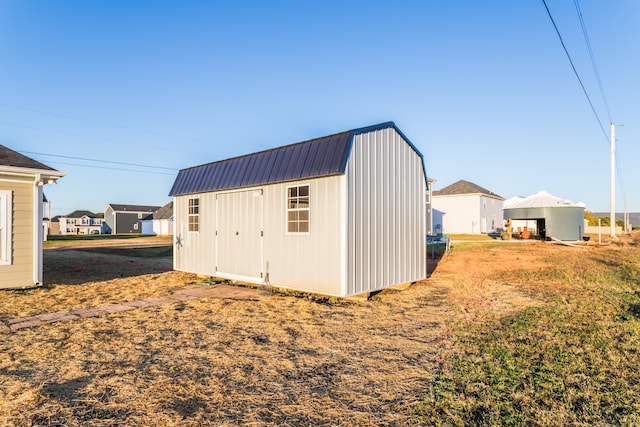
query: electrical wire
[
  {"left": 541, "top": 0, "right": 609, "bottom": 144},
  {"left": 19, "top": 151, "right": 178, "bottom": 171},
  {"left": 42, "top": 160, "right": 177, "bottom": 176},
  {"left": 573, "top": 0, "right": 612, "bottom": 123}
]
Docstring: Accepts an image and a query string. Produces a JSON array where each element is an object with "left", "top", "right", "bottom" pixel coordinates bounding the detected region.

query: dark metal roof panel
[{"left": 169, "top": 122, "right": 412, "bottom": 196}]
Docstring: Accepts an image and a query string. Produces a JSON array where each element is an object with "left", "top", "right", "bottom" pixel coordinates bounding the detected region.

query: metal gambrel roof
[{"left": 169, "top": 122, "right": 425, "bottom": 196}]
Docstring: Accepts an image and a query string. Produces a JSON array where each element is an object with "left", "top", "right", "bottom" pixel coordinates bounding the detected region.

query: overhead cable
[
  {"left": 541, "top": 0, "right": 609, "bottom": 144},
  {"left": 573, "top": 0, "right": 612, "bottom": 122},
  {"left": 20, "top": 151, "right": 178, "bottom": 171}
]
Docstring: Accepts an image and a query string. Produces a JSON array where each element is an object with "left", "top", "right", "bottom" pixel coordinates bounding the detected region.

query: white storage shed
[{"left": 169, "top": 122, "right": 427, "bottom": 297}]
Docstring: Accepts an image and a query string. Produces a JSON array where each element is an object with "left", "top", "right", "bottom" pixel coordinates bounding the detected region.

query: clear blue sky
[{"left": 1, "top": 1, "right": 638, "bottom": 216}]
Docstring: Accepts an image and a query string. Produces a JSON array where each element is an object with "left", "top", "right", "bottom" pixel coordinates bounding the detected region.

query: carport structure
[{"left": 503, "top": 191, "right": 586, "bottom": 241}]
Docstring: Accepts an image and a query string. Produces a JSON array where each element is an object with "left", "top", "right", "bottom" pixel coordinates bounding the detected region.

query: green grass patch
[{"left": 415, "top": 247, "right": 640, "bottom": 425}]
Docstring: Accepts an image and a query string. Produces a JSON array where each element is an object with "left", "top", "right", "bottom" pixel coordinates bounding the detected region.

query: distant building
[
  {"left": 432, "top": 179, "right": 504, "bottom": 234},
  {"left": 503, "top": 191, "right": 586, "bottom": 241},
  {"left": 104, "top": 204, "right": 161, "bottom": 234},
  {"left": 58, "top": 210, "right": 105, "bottom": 235},
  {"left": 141, "top": 201, "right": 173, "bottom": 236}
]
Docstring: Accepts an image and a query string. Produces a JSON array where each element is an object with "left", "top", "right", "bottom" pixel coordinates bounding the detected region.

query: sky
[{"left": 1, "top": 1, "right": 639, "bottom": 216}]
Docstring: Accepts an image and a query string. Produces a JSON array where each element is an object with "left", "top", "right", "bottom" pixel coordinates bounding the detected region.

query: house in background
[
  {"left": 169, "top": 122, "right": 427, "bottom": 298},
  {"left": 0, "top": 145, "right": 64, "bottom": 289},
  {"left": 104, "top": 204, "right": 160, "bottom": 234},
  {"left": 141, "top": 201, "right": 173, "bottom": 236},
  {"left": 431, "top": 179, "right": 504, "bottom": 234},
  {"left": 58, "top": 210, "right": 104, "bottom": 235}
]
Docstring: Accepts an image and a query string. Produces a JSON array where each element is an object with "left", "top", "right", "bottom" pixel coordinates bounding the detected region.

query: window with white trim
[
  {"left": 0, "top": 190, "right": 12, "bottom": 265},
  {"left": 287, "top": 185, "right": 309, "bottom": 233},
  {"left": 188, "top": 198, "right": 199, "bottom": 232}
]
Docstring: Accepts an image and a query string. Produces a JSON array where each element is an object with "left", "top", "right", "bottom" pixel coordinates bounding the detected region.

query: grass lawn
[{"left": 2, "top": 237, "right": 640, "bottom": 425}]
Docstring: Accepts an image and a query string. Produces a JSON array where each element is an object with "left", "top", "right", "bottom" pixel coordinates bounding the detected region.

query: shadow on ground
[{"left": 44, "top": 246, "right": 173, "bottom": 285}]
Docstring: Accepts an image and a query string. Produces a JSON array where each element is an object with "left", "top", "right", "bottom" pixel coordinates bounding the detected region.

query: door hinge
[{"left": 261, "top": 230, "right": 264, "bottom": 237}]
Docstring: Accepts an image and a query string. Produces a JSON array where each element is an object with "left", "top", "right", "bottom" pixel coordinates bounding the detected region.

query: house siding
[
  {"left": 0, "top": 178, "right": 35, "bottom": 289},
  {"left": 346, "top": 127, "right": 426, "bottom": 295}
]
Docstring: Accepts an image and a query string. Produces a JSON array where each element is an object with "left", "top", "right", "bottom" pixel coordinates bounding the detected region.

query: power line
[
  {"left": 573, "top": 0, "right": 612, "bottom": 122},
  {"left": 43, "top": 160, "right": 177, "bottom": 176},
  {"left": 20, "top": 151, "right": 178, "bottom": 171},
  {"left": 541, "top": 0, "right": 609, "bottom": 144}
]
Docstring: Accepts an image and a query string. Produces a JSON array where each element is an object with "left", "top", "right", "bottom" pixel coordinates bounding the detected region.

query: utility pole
[{"left": 610, "top": 122, "right": 616, "bottom": 238}]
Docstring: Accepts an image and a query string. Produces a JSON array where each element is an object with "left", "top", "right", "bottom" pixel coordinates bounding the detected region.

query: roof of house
[
  {"left": 0, "top": 145, "right": 57, "bottom": 171},
  {"left": 169, "top": 122, "right": 425, "bottom": 197},
  {"left": 152, "top": 201, "right": 173, "bottom": 220},
  {"left": 63, "top": 210, "right": 97, "bottom": 218},
  {"left": 433, "top": 179, "right": 503, "bottom": 199},
  {"left": 107, "top": 204, "right": 161, "bottom": 213}
]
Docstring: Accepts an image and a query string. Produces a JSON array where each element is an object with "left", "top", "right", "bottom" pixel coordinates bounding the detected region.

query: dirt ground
[{"left": 0, "top": 241, "right": 586, "bottom": 425}]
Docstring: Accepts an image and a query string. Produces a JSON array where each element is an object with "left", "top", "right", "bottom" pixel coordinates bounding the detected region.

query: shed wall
[
  {"left": 173, "top": 175, "right": 344, "bottom": 295},
  {"left": 346, "top": 127, "right": 426, "bottom": 295},
  {"left": 0, "top": 177, "right": 35, "bottom": 289}
]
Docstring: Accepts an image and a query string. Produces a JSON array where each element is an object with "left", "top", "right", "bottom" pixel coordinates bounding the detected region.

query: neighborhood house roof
[
  {"left": 0, "top": 145, "right": 57, "bottom": 171},
  {"left": 151, "top": 201, "right": 173, "bottom": 220},
  {"left": 169, "top": 122, "right": 425, "bottom": 197},
  {"left": 504, "top": 191, "right": 585, "bottom": 209},
  {"left": 433, "top": 179, "right": 503, "bottom": 199},
  {"left": 107, "top": 204, "right": 161, "bottom": 213},
  {"left": 63, "top": 210, "right": 98, "bottom": 219}
]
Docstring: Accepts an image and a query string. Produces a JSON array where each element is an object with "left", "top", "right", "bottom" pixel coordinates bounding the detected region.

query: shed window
[
  {"left": 188, "top": 198, "right": 199, "bottom": 232},
  {"left": 0, "top": 190, "right": 12, "bottom": 265},
  {"left": 287, "top": 185, "right": 309, "bottom": 233}
]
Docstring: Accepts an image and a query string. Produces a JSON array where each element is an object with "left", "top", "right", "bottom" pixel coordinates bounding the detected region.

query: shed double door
[{"left": 215, "top": 189, "right": 264, "bottom": 281}]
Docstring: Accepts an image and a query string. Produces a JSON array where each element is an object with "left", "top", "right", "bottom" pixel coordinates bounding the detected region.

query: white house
[
  {"left": 141, "top": 201, "right": 173, "bottom": 236},
  {"left": 58, "top": 210, "right": 104, "bottom": 235},
  {"left": 432, "top": 180, "right": 504, "bottom": 234},
  {"left": 0, "top": 145, "right": 64, "bottom": 289},
  {"left": 169, "top": 122, "right": 427, "bottom": 297}
]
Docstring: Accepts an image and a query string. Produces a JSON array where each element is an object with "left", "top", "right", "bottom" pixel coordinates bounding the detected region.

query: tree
[{"left": 584, "top": 211, "right": 598, "bottom": 226}]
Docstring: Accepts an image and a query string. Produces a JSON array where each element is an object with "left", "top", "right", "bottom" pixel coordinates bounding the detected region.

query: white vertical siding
[
  {"left": 346, "top": 127, "right": 426, "bottom": 296},
  {"left": 174, "top": 176, "right": 344, "bottom": 295},
  {"left": 173, "top": 192, "right": 217, "bottom": 276},
  {"left": 261, "top": 177, "right": 343, "bottom": 295}
]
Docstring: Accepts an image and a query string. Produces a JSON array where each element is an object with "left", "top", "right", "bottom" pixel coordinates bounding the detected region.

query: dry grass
[{"left": 2, "top": 239, "right": 640, "bottom": 425}]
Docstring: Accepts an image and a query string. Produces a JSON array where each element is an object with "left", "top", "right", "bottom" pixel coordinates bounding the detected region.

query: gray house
[
  {"left": 169, "top": 122, "right": 427, "bottom": 297},
  {"left": 104, "top": 204, "right": 160, "bottom": 234}
]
